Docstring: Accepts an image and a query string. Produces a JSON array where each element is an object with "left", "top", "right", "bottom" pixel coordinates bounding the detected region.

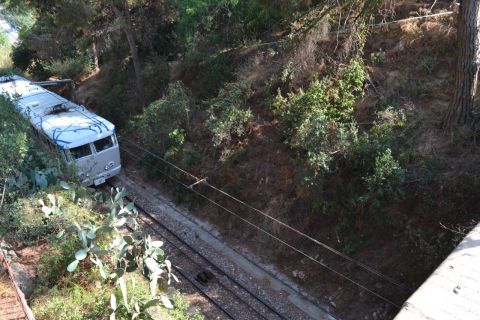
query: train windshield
[
  {"left": 69, "top": 144, "right": 92, "bottom": 159},
  {"left": 94, "top": 135, "right": 114, "bottom": 152}
]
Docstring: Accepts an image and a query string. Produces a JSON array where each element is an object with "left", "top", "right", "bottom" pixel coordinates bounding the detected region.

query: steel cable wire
[
  {"left": 120, "top": 137, "right": 410, "bottom": 291},
  {"left": 121, "top": 145, "right": 402, "bottom": 309}
]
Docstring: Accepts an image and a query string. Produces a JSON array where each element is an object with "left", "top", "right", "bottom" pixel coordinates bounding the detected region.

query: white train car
[{"left": 0, "top": 75, "right": 121, "bottom": 186}]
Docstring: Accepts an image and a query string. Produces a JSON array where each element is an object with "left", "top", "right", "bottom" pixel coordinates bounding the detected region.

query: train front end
[
  {"left": 43, "top": 105, "right": 122, "bottom": 186},
  {"left": 64, "top": 133, "right": 122, "bottom": 186}
]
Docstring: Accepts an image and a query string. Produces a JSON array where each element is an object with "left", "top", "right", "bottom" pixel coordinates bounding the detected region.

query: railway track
[{"left": 105, "top": 181, "right": 288, "bottom": 320}]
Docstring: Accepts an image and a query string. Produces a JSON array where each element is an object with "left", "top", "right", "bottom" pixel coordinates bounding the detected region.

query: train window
[
  {"left": 94, "top": 135, "right": 114, "bottom": 152},
  {"left": 69, "top": 144, "right": 92, "bottom": 159}
]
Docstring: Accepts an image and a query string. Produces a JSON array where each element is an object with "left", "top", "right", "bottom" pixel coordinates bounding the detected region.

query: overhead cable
[{"left": 121, "top": 146, "right": 402, "bottom": 309}]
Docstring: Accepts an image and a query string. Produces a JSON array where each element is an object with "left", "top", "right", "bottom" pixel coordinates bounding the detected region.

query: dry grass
[
  {"left": 0, "top": 268, "right": 14, "bottom": 298},
  {"left": 0, "top": 45, "right": 12, "bottom": 69},
  {"left": 288, "top": 17, "right": 330, "bottom": 86},
  {"left": 397, "top": 10, "right": 456, "bottom": 50}
]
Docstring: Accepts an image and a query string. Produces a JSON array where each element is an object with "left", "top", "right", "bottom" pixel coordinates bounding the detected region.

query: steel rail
[
  {"left": 116, "top": 199, "right": 237, "bottom": 320},
  {"left": 120, "top": 145, "right": 401, "bottom": 309},
  {"left": 106, "top": 181, "right": 287, "bottom": 320},
  {"left": 120, "top": 137, "right": 410, "bottom": 292},
  {"left": 120, "top": 144, "right": 338, "bottom": 317}
]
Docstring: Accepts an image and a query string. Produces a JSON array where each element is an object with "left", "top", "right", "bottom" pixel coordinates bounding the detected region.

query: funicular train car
[{"left": 0, "top": 75, "right": 121, "bottom": 186}]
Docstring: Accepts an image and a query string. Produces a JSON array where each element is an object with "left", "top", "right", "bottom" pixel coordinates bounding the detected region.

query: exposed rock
[
  {"left": 8, "top": 261, "right": 35, "bottom": 298},
  {"left": 0, "top": 242, "right": 36, "bottom": 298}
]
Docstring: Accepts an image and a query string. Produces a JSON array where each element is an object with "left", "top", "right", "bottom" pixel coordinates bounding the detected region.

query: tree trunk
[
  {"left": 442, "top": 0, "right": 480, "bottom": 130},
  {"left": 112, "top": 1, "right": 146, "bottom": 108},
  {"left": 0, "top": 178, "right": 7, "bottom": 212},
  {"left": 92, "top": 40, "right": 100, "bottom": 72}
]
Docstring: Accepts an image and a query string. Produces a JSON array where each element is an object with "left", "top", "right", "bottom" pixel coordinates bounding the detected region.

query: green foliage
[
  {"left": 275, "top": 58, "right": 365, "bottom": 127},
  {"left": 369, "top": 50, "right": 386, "bottom": 65},
  {"left": 134, "top": 82, "right": 191, "bottom": 156},
  {"left": 1, "top": 2, "right": 36, "bottom": 30},
  {"left": 110, "top": 276, "right": 160, "bottom": 320},
  {"left": 417, "top": 55, "right": 439, "bottom": 75},
  {"left": 165, "top": 129, "right": 187, "bottom": 160},
  {"left": 176, "top": 0, "right": 293, "bottom": 45},
  {"left": 360, "top": 148, "right": 404, "bottom": 208},
  {"left": 0, "top": 33, "right": 9, "bottom": 47},
  {"left": 0, "top": 197, "right": 67, "bottom": 245},
  {"left": 56, "top": 187, "right": 178, "bottom": 318},
  {"left": 196, "top": 52, "right": 235, "bottom": 98},
  {"left": 291, "top": 111, "right": 357, "bottom": 178},
  {"left": 32, "top": 283, "right": 110, "bottom": 320},
  {"left": 0, "top": 96, "right": 30, "bottom": 179},
  {"left": 11, "top": 42, "right": 34, "bottom": 71},
  {"left": 144, "top": 54, "right": 170, "bottom": 100},
  {"left": 206, "top": 81, "right": 253, "bottom": 147},
  {"left": 37, "top": 235, "right": 79, "bottom": 287},
  {"left": 45, "top": 55, "right": 92, "bottom": 80},
  {"left": 273, "top": 58, "right": 365, "bottom": 182},
  {"left": 348, "top": 106, "right": 406, "bottom": 213},
  {"left": 28, "top": 185, "right": 200, "bottom": 320},
  {"left": 166, "top": 292, "right": 204, "bottom": 320},
  {"left": 274, "top": 57, "right": 406, "bottom": 218}
]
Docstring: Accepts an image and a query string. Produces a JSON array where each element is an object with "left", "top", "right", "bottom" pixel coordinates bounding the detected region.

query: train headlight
[{"left": 104, "top": 161, "right": 115, "bottom": 171}]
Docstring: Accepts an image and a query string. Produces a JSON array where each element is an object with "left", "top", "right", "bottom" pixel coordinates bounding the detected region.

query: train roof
[{"left": 0, "top": 75, "right": 115, "bottom": 149}]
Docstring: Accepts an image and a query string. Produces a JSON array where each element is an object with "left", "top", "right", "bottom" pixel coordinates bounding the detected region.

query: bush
[
  {"left": 11, "top": 42, "right": 34, "bottom": 71},
  {"left": 166, "top": 291, "right": 204, "bottom": 320},
  {"left": 196, "top": 52, "right": 235, "bottom": 98},
  {"left": 36, "top": 236, "right": 79, "bottom": 287},
  {"left": 165, "top": 128, "right": 187, "bottom": 160},
  {"left": 144, "top": 54, "right": 170, "bottom": 101},
  {"left": 273, "top": 58, "right": 365, "bottom": 183},
  {"left": 348, "top": 107, "right": 406, "bottom": 214},
  {"left": 45, "top": 55, "right": 92, "bottom": 80},
  {"left": 206, "top": 81, "right": 253, "bottom": 147},
  {"left": 0, "top": 97, "right": 30, "bottom": 179},
  {"left": 0, "top": 33, "right": 9, "bottom": 47},
  {"left": 369, "top": 50, "right": 386, "bottom": 65},
  {"left": 134, "top": 82, "right": 192, "bottom": 155},
  {"left": 29, "top": 60, "right": 53, "bottom": 80},
  {"left": 0, "top": 199, "right": 67, "bottom": 245},
  {"left": 32, "top": 283, "right": 110, "bottom": 320},
  {"left": 360, "top": 148, "right": 404, "bottom": 209},
  {"left": 274, "top": 58, "right": 364, "bottom": 130},
  {"left": 417, "top": 55, "right": 439, "bottom": 75}
]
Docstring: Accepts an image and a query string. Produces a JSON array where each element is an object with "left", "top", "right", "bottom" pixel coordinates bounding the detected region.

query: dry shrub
[
  {"left": 398, "top": 11, "right": 456, "bottom": 53},
  {"left": 399, "top": 21, "right": 423, "bottom": 46},
  {"left": 237, "top": 17, "right": 330, "bottom": 91},
  {"left": 288, "top": 18, "right": 330, "bottom": 85},
  {"left": 420, "top": 19, "right": 456, "bottom": 53},
  {"left": 237, "top": 49, "right": 282, "bottom": 88},
  {"left": 378, "top": 0, "right": 397, "bottom": 20},
  {"left": 0, "top": 269, "right": 13, "bottom": 298}
]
